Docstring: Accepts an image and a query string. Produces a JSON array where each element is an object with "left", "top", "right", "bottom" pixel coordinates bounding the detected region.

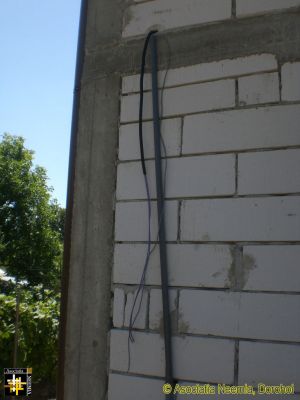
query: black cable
[
  {"left": 127, "top": 30, "right": 157, "bottom": 371},
  {"left": 127, "top": 33, "right": 168, "bottom": 348},
  {"left": 127, "top": 32, "right": 175, "bottom": 399},
  {"left": 150, "top": 33, "right": 174, "bottom": 398},
  {"left": 139, "top": 30, "right": 157, "bottom": 176}
]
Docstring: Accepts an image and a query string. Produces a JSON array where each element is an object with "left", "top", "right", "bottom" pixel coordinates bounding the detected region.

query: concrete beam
[{"left": 83, "top": 9, "right": 300, "bottom": 82}]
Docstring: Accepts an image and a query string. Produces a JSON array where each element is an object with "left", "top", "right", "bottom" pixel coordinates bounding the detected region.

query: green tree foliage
[
  {"left": 0, "top": 133, "right": 62, "bottom": 289},
  {"left": 0, "top": 133, "right": 64, "bottom": 390},
  {"left": 0, "top": 287, "right": 60, "bottom": 383}
]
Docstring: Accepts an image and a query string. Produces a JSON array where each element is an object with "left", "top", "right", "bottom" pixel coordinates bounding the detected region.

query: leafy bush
[{"left": 0, "top": 287, "right": 60, "bottom": 384}]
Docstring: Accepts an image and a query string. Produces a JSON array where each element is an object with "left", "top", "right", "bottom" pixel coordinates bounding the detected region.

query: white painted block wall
[
  {"left": 122, "top": 0, "right": 300, "bottom": 38},
  {"left": 109, "top": 2, "right": 300, "bottom": 397}
]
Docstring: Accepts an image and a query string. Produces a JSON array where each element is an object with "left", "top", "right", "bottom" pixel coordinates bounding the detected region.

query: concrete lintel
[{"left": 83, "top": 10, "right": 300, "bottom": 82}]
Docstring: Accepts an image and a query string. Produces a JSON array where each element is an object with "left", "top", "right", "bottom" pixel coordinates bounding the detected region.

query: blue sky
[{"left": 0, "top": 1, "right": 81, "bottom": 206}]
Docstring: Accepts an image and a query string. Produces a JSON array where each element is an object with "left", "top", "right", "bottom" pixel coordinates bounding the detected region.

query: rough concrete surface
[{"left": 60, "top": 1, "right": 300, "bottom": 399}]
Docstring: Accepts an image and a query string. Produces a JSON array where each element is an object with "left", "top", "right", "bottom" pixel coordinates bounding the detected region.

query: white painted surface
[
  {"left": 282, "top": 62, "right": 300, "bottom": 101},
  {"left": 183, "top": 105, "right": 300, "bottom": 154},
  {"left": 122, "top": 54, "right": 277, "bottom": 94},
  {"left": 123, "top": 0, "right": 231, "bottom": 38}
]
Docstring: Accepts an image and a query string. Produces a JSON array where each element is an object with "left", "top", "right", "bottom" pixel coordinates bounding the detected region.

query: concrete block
[
  {"left": 149, "top": 289, "right": 177, "bottom": 330},
  {"left": 183, "top": 104, "right": 300, "bottom": 154},
  {"left": 120, "top": 80, "right": 235, "bottom": 123},
  {"left": 238, "top": 73, "right": 280, "bottom": 105},
  {"left": 242, "top": 245, "right": 300, "bottom": 292},
  {"left": 122, "top": 54, "right": 277, "bottom": 94},
  {"left": 239, "top": 341, "right": 300, "bottom": 390},
  {"left": 120, "top": 91, "right": 151, "bottom": 123},
  {"left": 179, "top": 290, "right": 300, "bottom": 342},
  {"left": 113, "top": 288, "right": 125, "bottom": 328},
  {"left": 179, "top": 290, "right": 239, "bottom": 337},
  {"left": 113, "top": 243, "right": 161, "bottom": 285},
  {"left": 282, "top": 62, "right": 300, "bottom": 101},
  {"left": 108, "top": 374, "right": 164, "bottom": 400},
  {"left": 116, "top": 154, "right": 235, "bottom": 200},
  {"left": 118, "top": 118, "right": 181, "bottom": 161},
  {"left": 181, "top": 197, "right": 300, "bottom": 242},
  {"left": 110, "top": 330, "right": 164, "bottom": 377},
  {"left": 113, "top": 244, "right": 233, "bottom": 288},
  {"left": 238, "top": 149, "right": 300, "bottom": 195},
  {"left": 115, "top": 200, "right": 178, "bottom": 241},
  {"left": 238, "top": 292, "right": 300, "bottom": 342},
  {"left": 122, "top": 0, "right": 231, "bottom": 38},
  {"left": 110, "top": 329, "right": 235, "bottom": 383},
  {"left": 124, "top": 289, "right": 148, "bottom": 330},
  {"left": 237, "top": 0, "right": 300, "bottom": 16}
]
